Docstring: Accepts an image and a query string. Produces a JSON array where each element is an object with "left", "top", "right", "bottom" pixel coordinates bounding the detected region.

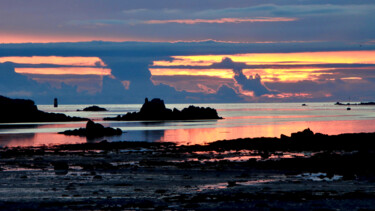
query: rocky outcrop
[
  {"left": 335, "top": 101, "right": 375, "bottom": 106},
  {"left": 0, "top": 95, "right": 87, "bottom": 123},
  {"left": 59, "top": 120, "right": 122, "bottom": 139},
  {"left": 78, "top": 105, "right": 108, "bottom": 112},
  {"left": 104, "top": 98, "right": 222, "bottom": 121}
]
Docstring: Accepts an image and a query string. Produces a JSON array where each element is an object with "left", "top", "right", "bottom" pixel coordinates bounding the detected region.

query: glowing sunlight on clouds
[
  {"left": 144, "top": 17, "right": 297, "bottom": 24},
  {"left": 0, "top": 56, "right": 106, "bottom": 67},
  {"left": 149, "top": 68, "right": 234, "bottom": 79},
  {"left": 15, "top": 67, "right": 112, "bottom": 75},
  {"left": 150, "top": 50, "right": 375, "bottom": 99}
]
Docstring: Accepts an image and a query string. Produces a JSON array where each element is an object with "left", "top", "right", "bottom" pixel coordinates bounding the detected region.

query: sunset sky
[{"left": 1, "top": 0, "right": 375, "bottom": 103}]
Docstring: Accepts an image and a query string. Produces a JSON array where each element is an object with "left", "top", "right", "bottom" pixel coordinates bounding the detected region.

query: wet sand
[{"left": 1, "top": 130, "right": 375, "bottom": 210}]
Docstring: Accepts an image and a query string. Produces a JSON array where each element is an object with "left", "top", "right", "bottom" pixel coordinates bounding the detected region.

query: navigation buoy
[{"left": 54, "top": 98, "right": 58, "bottom": 108}]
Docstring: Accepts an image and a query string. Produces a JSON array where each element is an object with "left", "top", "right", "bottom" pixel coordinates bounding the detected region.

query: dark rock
[
  {"left": 78, "top": 105, "right": 107, "bottom": 112},
  {"left": 52, "top": 161, "right": 69, "bottom": 171},
  {"left": 227, "top": 181, "right": 237, "bottom": 187},
  {"left": 335, "top": 101, "right": 343, "bottom": 105},
  {"left": 0, "top": 95, "right": 87, "bottom": 123},
  {"left": 291, "top": 128, "right": 314, "bottom": 139},
  {"left": 59, "top": 120, "right": 122, "bottom": 139},
  {"left": 360, "top": 102, "right": 375, "bottom": 105},
  {"left": 93, "top": 175, "right": 103, "bottom": 180},
  {"left": 52, "top": 161, "right": 69, "bottom": 175},
  {"left": 140, "top": 98, "right": 166, "bottom": 114},
  {"left": 104, "top": 98, "right": 222, "bottom": 121},
  {"left": 155, "top": 189, "right": 167, "bottom": 194}
]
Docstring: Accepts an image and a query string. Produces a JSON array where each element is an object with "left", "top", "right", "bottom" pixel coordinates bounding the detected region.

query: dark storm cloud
[
  {"left": 0, "top": 63, "right": 38, "bottom": 97},
  {"left": 209, "top": 58, "right": 273, "bottom": 96}
]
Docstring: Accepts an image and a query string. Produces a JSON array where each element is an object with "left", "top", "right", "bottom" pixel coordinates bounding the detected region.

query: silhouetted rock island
[
  {"left": 77, "top": 105, "right": 108, "bottom": 112},
  {"left": 104, "top": 98, "right": 222, "bottom": 121},
  {"left": 0, "top": 95, "right": 87, "bottom": 123},
  {"left": 335, "top": 101, "right": 375, "bottom": 106},
  {"left": 59, "top": 120, "right": 122, "bottom": 138}
]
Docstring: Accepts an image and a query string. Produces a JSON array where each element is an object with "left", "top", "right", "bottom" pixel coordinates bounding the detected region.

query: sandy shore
[{"left": 1, "top": 130, "right": 375, "bottom": 210}]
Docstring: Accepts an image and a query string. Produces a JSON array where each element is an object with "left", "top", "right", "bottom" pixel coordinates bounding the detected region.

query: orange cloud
[
  {"left": 15, "top": 67, "right": 112, "bottom": 75},
  {"left": 242, "top": 67, "right": 335, "bottom": 82},
  {"left": 151, "top": 50, "right": 375, "bottom": 84},
  {"left": 153, "top": 50, "right": 375, "bottom": 67},
  {"left": 152, "top": 59, "right": 214, "bottom": 67},
  {"left": 149, "top": 68, "right": 234, "bottom": 79},
  {"left": 340, "top": 77, "right": 362, "bottom": 80},
  {"left": 144, "top": 17, "right": 297, "bottom": 24},
  {"left": 263, "top": 93, "right": 312, "bottom": 99},
  {"left": 150, "top": 51, "right": 375, "bottom": 99},
  {"left": 121, "top": 80, "right": 131, "bottom": 90},
  {"left": 0, "top": 56, "right": 106, "bottom": 67}
]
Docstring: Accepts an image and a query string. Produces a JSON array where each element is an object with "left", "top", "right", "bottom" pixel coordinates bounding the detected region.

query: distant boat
[{"left": 302, "top": 104, "right": 307, "bottom": 106}]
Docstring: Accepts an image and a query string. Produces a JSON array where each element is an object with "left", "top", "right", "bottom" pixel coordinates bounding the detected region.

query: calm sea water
[{"left": 1, "top": 102, "right": 375, "bottom": 147}]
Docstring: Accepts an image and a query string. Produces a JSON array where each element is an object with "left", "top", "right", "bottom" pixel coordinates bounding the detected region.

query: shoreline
[
  {"left": 3, "top": 127, "right": 375, "bottom": 150},
  {"left": 1, "top": 129, "right": 375, "bottom": 210}
]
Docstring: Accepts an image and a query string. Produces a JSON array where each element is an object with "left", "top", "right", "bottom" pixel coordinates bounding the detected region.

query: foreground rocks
[
  {"left": 1, "top": 129, "right": 375, "bottom": 210},
  {"left": 0, "top": 95, "right": 87, "bottom": 123},
  {"left": 59, "top": 120, "right": 122, "bottom": 139},
  {"left": 104, "top": 98, "right": 222, "bottom": 121}
]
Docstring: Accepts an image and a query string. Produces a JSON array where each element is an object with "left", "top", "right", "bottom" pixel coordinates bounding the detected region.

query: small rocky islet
[
  {"left": 104, "top": 98, "right": 222, "bottom": 121},
  {"left": 59, "top": 120, "right": 122, "bottom": 139},
  {"left": 77, "top": 105, "right": 108, "bottom": 112}
]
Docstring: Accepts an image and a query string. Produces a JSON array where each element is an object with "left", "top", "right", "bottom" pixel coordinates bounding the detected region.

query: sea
[{"left": 1, "top": 102, "right": 375, "bottom": 147}]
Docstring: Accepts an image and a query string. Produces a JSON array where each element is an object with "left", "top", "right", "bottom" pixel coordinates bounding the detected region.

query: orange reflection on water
[
  {"left": 158, "top": 119, "right": 375, "bottom": 145},
  {"left": 225, "top": 115, "right": 341, "bottom": 120},
  {"left": 3, "top": 133, "right": 86, "bottom": 147}
]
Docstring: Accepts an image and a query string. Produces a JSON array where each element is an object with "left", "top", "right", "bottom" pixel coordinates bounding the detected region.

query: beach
[{"left": 1, "top": 130, "right": 375, "bottom": 210}]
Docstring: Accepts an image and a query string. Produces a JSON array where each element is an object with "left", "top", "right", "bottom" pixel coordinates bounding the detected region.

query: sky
[{"left": 1, "top": 0, "right": 375, "bottom": 104}]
